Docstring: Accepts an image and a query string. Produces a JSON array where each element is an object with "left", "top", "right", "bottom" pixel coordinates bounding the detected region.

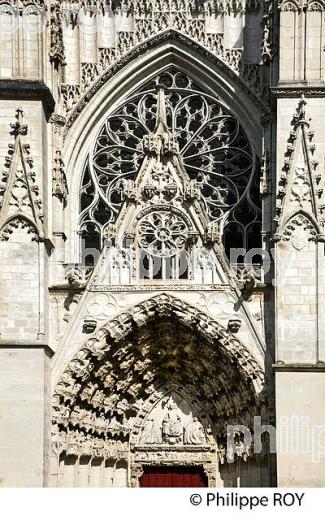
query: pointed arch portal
[{"left": 52, "top": 294, "right": 272, "bottom": 487}]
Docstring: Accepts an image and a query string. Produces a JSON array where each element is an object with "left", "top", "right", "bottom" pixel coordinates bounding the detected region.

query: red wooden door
[{"left": 140, "top": 466, "right": 208, "bottom": 487}]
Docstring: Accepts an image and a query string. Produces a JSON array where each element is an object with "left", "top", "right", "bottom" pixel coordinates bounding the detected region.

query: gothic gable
[
  {"left": 0, "top": 108, "right": 44, "bottom": 241},
  {"left": 78, "top": 69, "right": 262, "bottom": 287},
  {"left": 275, "top": 97, "right": 325, "bottom": 235}
]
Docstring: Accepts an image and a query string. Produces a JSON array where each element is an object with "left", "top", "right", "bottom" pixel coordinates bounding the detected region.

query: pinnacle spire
[
  {"left": 143, "top": 85, "right": 179, "bottom": 157},
  {"left": 154, "top": 84, "right": 169, "bottom": 136},
  {"left": 274, "top": 97, "right": 324, "bottom": 230},
  {"left": 293, "top": 94, "right": 308, "bottom": 129},
  {"left": 0, "top": 109, "right": 44, "bottom": 239}
]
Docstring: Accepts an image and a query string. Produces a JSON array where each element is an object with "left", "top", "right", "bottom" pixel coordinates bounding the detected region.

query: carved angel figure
[
  {"left": 184, "top": 417, "right": 206, "bottom": 445},
  {"left": 140, "top": 418, "right": 162, "bottom": 444}
]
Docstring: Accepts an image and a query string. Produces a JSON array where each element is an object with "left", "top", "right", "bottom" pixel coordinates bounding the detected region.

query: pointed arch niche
[{"left": 63, "top": 40, "right": 263, "bottom": 266}]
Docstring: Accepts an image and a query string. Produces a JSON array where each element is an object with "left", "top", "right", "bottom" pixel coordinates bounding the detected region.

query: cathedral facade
[{"left": 0, "top": 0, "right": 325, "bottom": 487}]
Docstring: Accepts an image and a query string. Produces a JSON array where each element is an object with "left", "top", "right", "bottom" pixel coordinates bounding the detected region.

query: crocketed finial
[{"left": 10, "top": 107, "right": 28, "bottom": 137}]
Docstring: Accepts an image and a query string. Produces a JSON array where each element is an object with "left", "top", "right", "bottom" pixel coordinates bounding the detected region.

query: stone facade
[{"left": 0, "top": 0, "right": 325, "bottom": 488}]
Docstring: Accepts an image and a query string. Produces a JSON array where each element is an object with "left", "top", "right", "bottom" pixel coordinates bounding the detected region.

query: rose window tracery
[
  {"left": 137, "top": 211, "right": 189, "bottom": 256},
  {"left": 80, "top": 69, "right": 261, "bottom": 256}
]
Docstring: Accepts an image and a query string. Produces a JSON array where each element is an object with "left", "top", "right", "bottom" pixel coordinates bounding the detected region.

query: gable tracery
[
  {"left": 275, "top": 97, "right": 325, "bottom": 241},
  {"left": 46, "top": 0, "right": 272, "bottom": 116},
  {"left": 0, "top": 108, "right": 44, "bottom": 242},
  {"left": 79, "top": 69, "right": 261, "bottom": 265}
]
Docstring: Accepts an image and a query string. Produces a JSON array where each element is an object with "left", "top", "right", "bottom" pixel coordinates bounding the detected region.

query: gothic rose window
[
  {"left": 137, "top": 211, "right": 189, "bottom": 256},
  {"left": 80, "top": 69, "right": 261, "bottom": 261},
  {"left": 137, "top": 210, "right": 190, "bottom": 280}
]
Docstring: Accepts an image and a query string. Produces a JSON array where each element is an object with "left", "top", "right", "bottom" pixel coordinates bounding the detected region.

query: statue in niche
[
  {"left": 140, "top": 418, "right": 162, "bottom": 444},
  {"left": 184, "top": 417, "right": 206, "bottom": 445},
  {"left": 162, "top": 398, "right": 183, "bottom": 444}
]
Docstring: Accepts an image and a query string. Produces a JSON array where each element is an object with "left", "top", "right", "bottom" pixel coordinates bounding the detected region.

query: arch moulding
[
  {"left": 62, "top": 33, "right": 265, "bottom": 257},
  {"left": 52, "top": 293, "right": 267, "bottom": 393}
]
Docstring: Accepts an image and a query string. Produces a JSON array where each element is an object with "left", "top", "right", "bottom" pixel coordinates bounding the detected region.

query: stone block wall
[
  {"left": 0, "top": 5, "right": 45, "bottom": 80},
  {"left": 279, "top": 2, "right": 325, "bottom": 83},
  {"left": 276, "top": 370, "right": 325, "bottom": 487},
  {"left": 0, "top": 347, "right": 51, "bottom": 487},
  {"left": 0, "top": 228, "right": 40, "bottom": 340},
  {"left": 276, "top": 239, "right": 318, "bottom": 363}
]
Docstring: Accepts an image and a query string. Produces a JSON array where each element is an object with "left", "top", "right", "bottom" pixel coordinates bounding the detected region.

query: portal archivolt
[{"left": 51, "top": 294, "right": 270, "bottom": 487}]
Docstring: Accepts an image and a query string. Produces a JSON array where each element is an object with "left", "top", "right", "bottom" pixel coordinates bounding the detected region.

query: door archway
[{"left": 51, "top": 294, "right": 271, "bottom": 487}]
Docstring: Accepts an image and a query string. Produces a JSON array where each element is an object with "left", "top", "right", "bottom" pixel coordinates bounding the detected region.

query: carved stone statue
[
  {"left": 184, "top": 417, "right": 206, "bottom": 445},
  {"left": 162, "top": 399, "right": 183, "bottom": 444},
  {"left": 140, "top": 418, "right": 162, "bottom": 444}
]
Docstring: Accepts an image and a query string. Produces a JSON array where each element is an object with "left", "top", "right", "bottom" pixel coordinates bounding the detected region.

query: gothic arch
[
  {"left": 53, "top": 293, "right": 269, "bottom": 386},
  {"left": 52, "top": 294, "right": 271, "bottom": 481},
  {"left": 279, "top": 0, "right": 300, "bottom": 11},
  {"left": 0, "top": 214, "right": 40, "bottom": 241},
  {"left": 278, "top": 210, "right": 321, "bottom": 241},
  {"left": 307, "top": 0, "right": 324, "bottom": 11},
  {"left": 64, "top": 28, "right": 266, "bottom": 135},
  {"left": 63, "top": 38, "right": 263, "bottom": 261}
]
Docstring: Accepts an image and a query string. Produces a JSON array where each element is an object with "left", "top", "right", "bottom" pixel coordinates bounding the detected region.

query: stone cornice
[
  {"left": 0, "top": 340, "right": 55, "bottom": 357},
  {"left": 273, "top": 363, "right": 325, "bottom": 371},
  {"left": 272, "top": 85, "right": 325, "bottom": 97},
  {"left": 85, "top": 283, "right": 268, "bottom": 292},
  {"left": 0, "top": 80, "right": 55, "bottom": 119}
]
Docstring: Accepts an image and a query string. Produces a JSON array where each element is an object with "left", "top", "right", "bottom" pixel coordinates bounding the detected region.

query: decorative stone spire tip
[
  {"left": 154, "top": 83, "right": 169, "bottom": 135},
  {"left": 10, "top": 107, "right": 28, "bottom": 137}
]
